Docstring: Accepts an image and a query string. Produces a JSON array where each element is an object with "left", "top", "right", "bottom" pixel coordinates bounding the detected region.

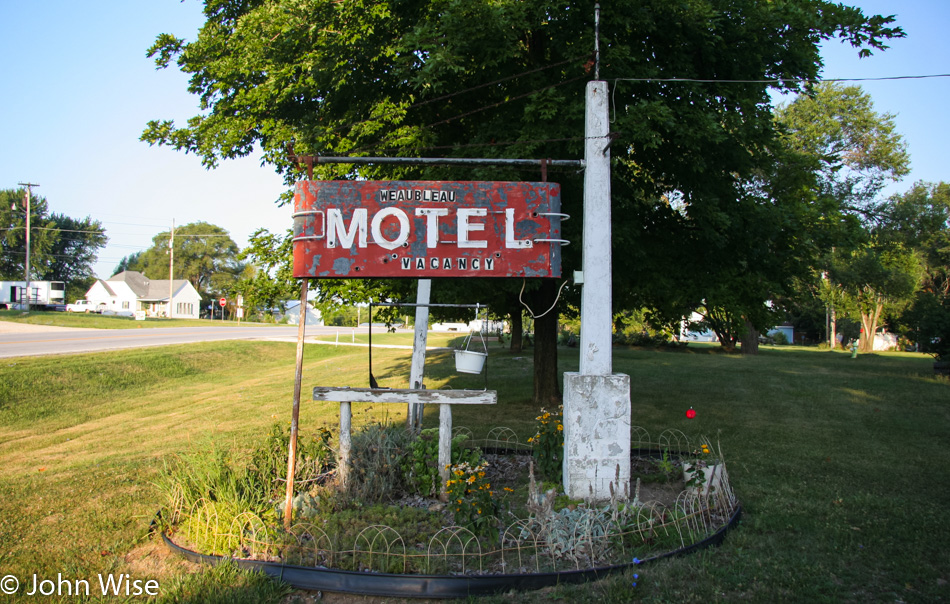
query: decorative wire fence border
[{"left": 161, "top": 426, "right": 741, "bottom": 597}]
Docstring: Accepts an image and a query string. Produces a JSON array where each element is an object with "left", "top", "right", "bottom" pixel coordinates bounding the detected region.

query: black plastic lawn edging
[{"left": 161, "top": 504, "right": 742, "bottom": 599}]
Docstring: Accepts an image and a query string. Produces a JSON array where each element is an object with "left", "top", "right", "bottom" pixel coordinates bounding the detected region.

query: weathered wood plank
[{"left": 313, "top": 387, "right": 496, "bottom": 405}]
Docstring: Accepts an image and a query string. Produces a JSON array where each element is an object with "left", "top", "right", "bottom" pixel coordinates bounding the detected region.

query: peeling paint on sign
[{"left": 292, "top": 181, "right": 563, "bottom": 278}]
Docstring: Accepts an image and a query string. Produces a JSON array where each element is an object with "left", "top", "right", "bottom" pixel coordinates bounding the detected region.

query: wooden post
[
  {"left": 339, "top": 401, "right": 352, "bottom": 487},
  {"left": 312, "top": 387, "right": 496, "bottom": 498},
  {"left": 407, "top": 279, "right": 431, "bottom": 432},
  {"left": 438, "top": 403, "right": 452, "bottom": 498},
  {"left": 283, "top": 279, "right": 309, "bottom": 528}
]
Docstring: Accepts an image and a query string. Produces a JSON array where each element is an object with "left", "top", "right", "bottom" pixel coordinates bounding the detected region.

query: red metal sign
[
  {"left": 292, "top": 181, "right": 564, "bottom": 279},
  {"left": 219, "top": 297, "right": 227, "bottom": 307}
]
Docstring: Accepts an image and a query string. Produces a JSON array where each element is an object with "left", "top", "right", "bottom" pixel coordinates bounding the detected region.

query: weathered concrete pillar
[{"left": 563, "top": 80, "right": 631, "bottom": 501}]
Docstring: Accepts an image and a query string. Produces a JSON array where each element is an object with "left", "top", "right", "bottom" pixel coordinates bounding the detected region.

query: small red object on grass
[{"left": 686, "top": 407, "right": 696, "bottom": 419}]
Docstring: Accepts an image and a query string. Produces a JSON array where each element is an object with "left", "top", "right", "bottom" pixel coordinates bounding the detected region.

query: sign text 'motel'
[{"left": 292, "top": 181, "right": 563, "bottom": 278}]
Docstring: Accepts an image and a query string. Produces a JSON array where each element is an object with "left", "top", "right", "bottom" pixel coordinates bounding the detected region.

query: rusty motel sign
[{"left": 291, "top": 180, "right": 565, "bottom": 279}]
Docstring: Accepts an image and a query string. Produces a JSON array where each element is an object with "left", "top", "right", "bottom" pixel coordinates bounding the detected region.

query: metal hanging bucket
[{"left": 455, "top": 305, "right": 488, "bottom": 374}]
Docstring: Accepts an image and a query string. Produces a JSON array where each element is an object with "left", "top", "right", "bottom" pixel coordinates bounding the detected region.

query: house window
[
  {"left": 176, "top": 302, "right": 193, "bottom": 316},
  {"left": 122, "top": 301, "right": 130, "bottom": 309}
]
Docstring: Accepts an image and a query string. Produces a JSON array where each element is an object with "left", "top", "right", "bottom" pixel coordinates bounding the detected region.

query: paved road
[{"left": 0, "top": 322, "right": 353, "bottom": 359}]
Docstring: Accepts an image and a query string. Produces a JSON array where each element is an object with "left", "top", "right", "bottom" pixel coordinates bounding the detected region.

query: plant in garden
[
  {"left": 345, "top": 423, "right": 412, "bottom": 503},
  {"left": 683, "top": 441, "right": 718, "bottom": 493},
  {"left": 445, "top": 461, "right": 500, "bottom": 543},
  {"left": 528, "top": 406, "right": 563, "bottom": 482},
  {"left": 250, "top": 423, "right": 334, "bottom": 497},
  {"left": 401, "top": 429, "right": 483, "bottom": 497}
]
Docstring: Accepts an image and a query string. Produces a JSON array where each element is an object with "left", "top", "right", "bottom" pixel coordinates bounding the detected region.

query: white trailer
[{"left": 0, "top": 281, "right": 66, "bottom": 310}]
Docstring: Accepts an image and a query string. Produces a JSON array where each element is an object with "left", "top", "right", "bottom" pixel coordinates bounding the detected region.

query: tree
[
  {"left": 1, "top": 188, "right": 55, "bottom": 280},
  {"left": 143, "top": 0, "right": 902, "bottom": 402},
  {"left": 883, "top": 182, "right": 950, "bottom": 357},
  {"left": 775, "top": 82, "right": 910, "bottom": 220},
  {"left": 122, "top": 221, "right": 243, "bottom": 301},
  {"left": 829, "top": 241, "right": 923, "bottom": 352},
  {"left": 237, "top": 228, "right": 298, "bottom": 318},
  {"left": 1, "top": 189, "right": 107, "bottom": 300},
  {"left": 776, "top": 83, "right": 911, "bottom": 348},
  {"left": 39, "top": 214, "right": 109, "bottom": 301}
]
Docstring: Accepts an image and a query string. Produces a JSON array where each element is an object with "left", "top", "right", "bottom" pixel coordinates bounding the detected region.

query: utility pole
[
  {"left": 16, "top": 182, "right": 39, "bottom": 313},
  {"left": 168, "top": 219, "right": 175, "bottom": 319}
]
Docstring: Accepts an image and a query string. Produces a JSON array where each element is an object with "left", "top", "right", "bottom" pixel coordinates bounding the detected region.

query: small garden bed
[{"left": 157, "top": 417, "right": 739, "bottom": 597}]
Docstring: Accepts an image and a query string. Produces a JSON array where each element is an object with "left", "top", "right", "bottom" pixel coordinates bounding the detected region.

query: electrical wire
[
  {"left": 612, "top": 73, "right": 950, "bottom": 84},
  {"left": 518, "top": 278, "right": 571, "bottom": 319}
]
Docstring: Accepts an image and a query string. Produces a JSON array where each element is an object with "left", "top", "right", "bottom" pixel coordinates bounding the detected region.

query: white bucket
[{"left": 454, "top": 350, "right": 488, "bottom": 374}]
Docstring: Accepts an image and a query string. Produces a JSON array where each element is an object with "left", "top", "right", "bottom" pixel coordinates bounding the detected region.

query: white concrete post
[
  {"left": 579, "top": 80, "right": 613, "bottom": 376},
  {"left": 563, "top": 80, "right": 631, "bottom": 502}
]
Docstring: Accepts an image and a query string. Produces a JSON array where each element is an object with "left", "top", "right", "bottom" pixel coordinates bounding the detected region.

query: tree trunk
[
  {"left": 532, "top": 280, "right": 561, "bottom": 406},
  {"left": 509, "top": 310, "right": 524, "bottom": 353},
  {"left": 860, "top": 303, "right": 884, "bottom": 353},
  {"left": 740, "top": 318, "right": 759, "bottom": 355}
]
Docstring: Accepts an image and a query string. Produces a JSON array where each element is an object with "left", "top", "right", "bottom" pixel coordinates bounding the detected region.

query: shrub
[{"left": 345, "top": 423, "right": 412, "bottom": 503}]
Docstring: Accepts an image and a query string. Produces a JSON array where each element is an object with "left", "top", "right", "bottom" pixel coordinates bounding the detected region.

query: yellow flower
[
  {"left": 467, "top": 475, "right": 477, "bottom": 484},
  {"left": 504, "top": 487, "right": 514, "bottom": 493},
  {"left": 557, "top": 424, "right": 563, "bottom": 431},
  {"left": 478, "top": 471, "right": 486, "bottom": 478},
  {"left": 457, "top": 499, "right": 462, "bottom": 504}
]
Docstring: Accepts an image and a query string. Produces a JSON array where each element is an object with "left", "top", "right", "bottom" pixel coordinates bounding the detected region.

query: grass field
[{"left": 0, "top": 337, "right": 947, "bottom": 603}]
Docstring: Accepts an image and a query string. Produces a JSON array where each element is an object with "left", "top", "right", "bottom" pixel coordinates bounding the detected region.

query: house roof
[{"left": 108, "top": 271, "right": 196, "bottom": 302}]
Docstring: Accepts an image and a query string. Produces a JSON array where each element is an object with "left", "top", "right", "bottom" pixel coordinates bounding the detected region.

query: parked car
[{"left": 66, "top": 300, "right": 94, "bottom": 313}]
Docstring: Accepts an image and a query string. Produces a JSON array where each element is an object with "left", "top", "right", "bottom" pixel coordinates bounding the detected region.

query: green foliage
[
  {"left": 829, "top": 241, "right": 924, "bottom": 352},
  {"left": 445, "top": 460, "right": 500, "bottom": 543},
  {"left": 904, "top": 292, "right": 950, "bottom": 361},
  {"left": 401, "top": 428, "right": 481, "bottom": 497},
  {"left": 236, "top": 228, "right": 298, "bottom": 318},
  {"left": 528, "top": 406, "right": 563, "bottom": 483},
  {"left": 776, "top": 82, "right": 910, "bottom": 218},
  {"left": 345, "top": 422, "right": 412, "bottom": 503},
  {"left": 249, "top": 423, "right": 334, "bottom": 498}
]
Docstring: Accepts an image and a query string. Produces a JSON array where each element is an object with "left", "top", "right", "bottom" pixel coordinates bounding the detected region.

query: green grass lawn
[{"left": 0, "top": 340, "right": 946, "bottom": 603}]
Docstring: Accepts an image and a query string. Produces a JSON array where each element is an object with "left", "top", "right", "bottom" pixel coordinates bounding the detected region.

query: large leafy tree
[
  {"left": 143, "top": 0, "right": 902, "bottom": 402},
  {"left": 118, "top": 221, "right": 243, "bottom": 301},
  {"left": 1, "top": 188, "right": 107, "bottom": 300},
  {"left": 829, "top": 240, "right": 923, "bottom": 352},
  {"left": 775, "top": 82, "right": 910, "bottom": 220},
  {"left": 776, "top": 83, "right": 911, "bottom": 348}
]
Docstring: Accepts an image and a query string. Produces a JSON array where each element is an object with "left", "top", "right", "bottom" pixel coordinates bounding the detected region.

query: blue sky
[{"left": 1, "top": 1, "right": 947, "bottom": 281}]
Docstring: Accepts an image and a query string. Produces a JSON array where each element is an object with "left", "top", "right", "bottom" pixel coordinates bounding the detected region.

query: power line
[{"left": 612, "top": 73, "right": 950, "bottom": 84}]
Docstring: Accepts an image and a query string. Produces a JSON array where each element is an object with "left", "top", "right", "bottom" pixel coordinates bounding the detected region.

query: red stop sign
[{"left": 219, "top": 298, "right": 227, "bottom": 307}]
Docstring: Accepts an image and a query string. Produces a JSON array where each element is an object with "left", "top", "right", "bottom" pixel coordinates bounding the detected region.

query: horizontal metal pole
[
  {"left": 371, "top": 302, "right": 484, "bottom": 309},
  {"left": 308, "top": 156, "right": 584, "bottom": 169}
]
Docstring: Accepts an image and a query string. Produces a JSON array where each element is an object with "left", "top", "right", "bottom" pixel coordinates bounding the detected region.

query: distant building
[
  {"left": 283, "top": 301, "right": 324, "bottom": 326},
  {"left": 85, "top": 271, "right": 201, "bottom": 319}
]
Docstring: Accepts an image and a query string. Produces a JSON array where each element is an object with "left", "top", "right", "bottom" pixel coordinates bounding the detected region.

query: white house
[
  {"left": 85, "top": 271, "right": 202, "bottom": 319},
  {"left": 283, "top": 301, "right": 324, "bottom": 326}
]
